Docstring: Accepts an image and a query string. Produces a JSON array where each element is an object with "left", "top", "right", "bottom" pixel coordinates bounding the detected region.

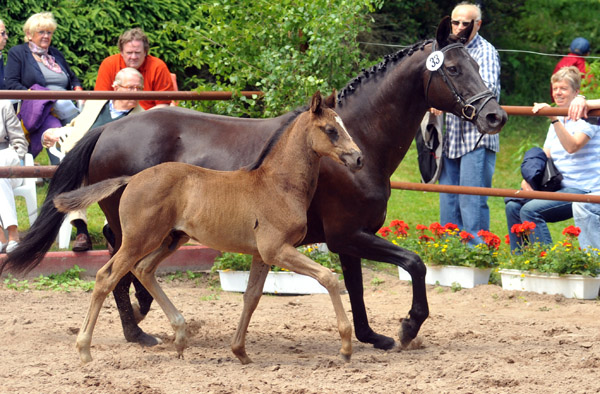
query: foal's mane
[
  {"left": 336, "top": 39, "right": 432, "bottom": 106},
  {"left": 243, "top": 106, "right": 307, "bottom": 171}
]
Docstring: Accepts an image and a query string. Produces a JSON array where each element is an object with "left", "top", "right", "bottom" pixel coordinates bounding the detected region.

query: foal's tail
[
  {"left": 54, "top": 177, "right": 131, "bottom": 213},
  {"left": 0, "top": 128, "right": 104, "bottom": 276}
]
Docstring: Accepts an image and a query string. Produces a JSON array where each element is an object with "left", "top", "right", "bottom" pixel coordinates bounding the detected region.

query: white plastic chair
[{"left": 13, "top": 153, "right": 38, "bottom": 226}]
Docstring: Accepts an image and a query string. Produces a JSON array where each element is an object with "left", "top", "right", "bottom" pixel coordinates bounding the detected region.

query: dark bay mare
[{"left": 1, "top": 18, "right": 507, "bottom": 351}]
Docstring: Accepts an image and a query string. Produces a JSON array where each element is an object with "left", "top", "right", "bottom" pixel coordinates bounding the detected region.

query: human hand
[
  {"left": 521, "top": 179, "right": 534, "bottom": 192},
  {"left": 567, "top": 95, "right": 587, "bottom": 120},
  {"left": 532, "top": 102, "right": 550, "bottom": 114},
  {"left": 42, "top": 130, "right": 59, "bottom": 148},
  {"left": 429, "top": 108, "right": 443, "bottom": 116}
]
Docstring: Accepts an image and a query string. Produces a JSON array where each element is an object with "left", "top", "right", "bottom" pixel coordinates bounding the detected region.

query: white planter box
[
  {"left": 218, "top": 270, "right": 332, "bottom": 294},
  {"left": 399, "top": 264, "right": 492, "bottom": 289},
  {"left": 499, "top": 269, "right": 600, "bottom": 299}
]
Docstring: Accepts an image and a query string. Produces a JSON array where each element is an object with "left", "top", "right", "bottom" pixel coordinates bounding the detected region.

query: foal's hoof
[
  {"left": 340, "top": 352, "right": 352, "bottom": 363},
  {"left": 132, "top": 301, "right": 147, "bottom": 324}
]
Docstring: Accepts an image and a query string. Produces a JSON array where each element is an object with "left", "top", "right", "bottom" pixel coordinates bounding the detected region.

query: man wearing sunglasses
[{"left": 437, "top": 1, "right": 501, "bottom": 245}]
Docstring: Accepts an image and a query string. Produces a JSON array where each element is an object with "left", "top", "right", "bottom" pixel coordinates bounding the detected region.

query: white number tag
[{"left": 426, "top": 51, "right": 444, "bottom": 71}]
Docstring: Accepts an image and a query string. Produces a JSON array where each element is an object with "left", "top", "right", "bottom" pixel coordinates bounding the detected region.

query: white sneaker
[{"left": 6, "top": 240, "right": 18, "bottom": 253}]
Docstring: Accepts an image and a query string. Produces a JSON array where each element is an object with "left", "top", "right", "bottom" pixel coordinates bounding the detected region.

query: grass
[{"left": 14, "top": 114, "right": 565, "bottom": 255}]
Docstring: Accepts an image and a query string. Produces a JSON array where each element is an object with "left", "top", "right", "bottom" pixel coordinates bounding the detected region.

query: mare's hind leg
[
  {"left": 77, "top": 249, "right": 147, "bottom": 363},
  {"left": 265, "top": 244, "right": 352, "bottom": 361},
  {"left": 132, "top": 235, "right": 190, "bottom": 358},
  {"left": 231, "top": 256, "right": 270, "bottom": 364}
]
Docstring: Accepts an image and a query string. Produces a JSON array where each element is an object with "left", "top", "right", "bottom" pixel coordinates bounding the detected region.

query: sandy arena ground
[{"left": 1, "top": 267, "right": 600, "bottom": 393}]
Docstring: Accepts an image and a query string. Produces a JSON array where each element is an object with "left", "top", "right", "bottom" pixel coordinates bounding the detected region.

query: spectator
[
  {"left": 551, "top": 37, "right": 591, "bottom": 101},
  {"left": 438, "top": 2, "right": 501, "bottom": 244},
  {"left": 505, "top": 66, "right": 600, "bottom": 252},
  {"left": 95, "top": 28, "right": 174, "bottom": 110},
  {"left": 568, "top": 96, "right": 600, "bottom": 251},
  {"left": 42, "top": 68, "right": 145, "bottom": 251},
  {"left": 0, "top": 100, "right": 28, "bottom": 253},
  {"left": 5, "top": 12, "right": 82, "bottom": 164},
  {"left": 0, "top": 19, "right": 8, "bottom": 89}
]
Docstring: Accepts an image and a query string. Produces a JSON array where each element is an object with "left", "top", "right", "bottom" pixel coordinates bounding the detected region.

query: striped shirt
[
  {"left": 443, "top": 34, "right": 501, "bottom": 159},
  {"left": 543, "top": 118, "right": 600, "bottom": 192}
]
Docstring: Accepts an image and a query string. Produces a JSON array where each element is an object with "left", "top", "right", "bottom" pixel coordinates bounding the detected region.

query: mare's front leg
[
  {"left": 230, "top": 256, "right": 270, "bottom": 364},
  {"left": 330, "top": 231, "right": 428, "bottom": 349}
]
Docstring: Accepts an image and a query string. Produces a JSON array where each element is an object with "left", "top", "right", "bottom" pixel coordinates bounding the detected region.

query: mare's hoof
[
  {"left": 340, "top": 352, "right": 352, "bottom": 363},
  {"left": 397, "top": 335, "right": 424, "bottom": 351},
  {"left": 359, "top": 331, "right": 395, "bottom": 350},
  {"left": 130, "top": 331, "right": 162, "bottom": 347}
]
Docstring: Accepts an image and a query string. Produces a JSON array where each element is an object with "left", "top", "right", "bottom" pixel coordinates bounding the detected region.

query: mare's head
[
  {"left": 424, "top": 16, "right": 507, "bottom": 134},
  {"left": 306, "top": 90, "right": 363, "bottom": 172}
]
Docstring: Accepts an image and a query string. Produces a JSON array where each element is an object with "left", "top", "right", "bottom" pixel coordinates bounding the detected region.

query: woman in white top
[{"left": 505, "top": 66, "right": 600, "bottom": 251}]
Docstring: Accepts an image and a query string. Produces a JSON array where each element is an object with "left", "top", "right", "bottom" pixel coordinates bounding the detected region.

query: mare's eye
[
  {"left": 325, "top": 126, "right": 337, "bottom": 135},
  {"left": 446, "top": 66, "right": 459, "bottom": 75}
]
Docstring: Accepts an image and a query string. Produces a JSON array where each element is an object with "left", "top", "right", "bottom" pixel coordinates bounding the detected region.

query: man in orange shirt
[{"left": 95, "top": 28, "right": 174, "bottom": 110}]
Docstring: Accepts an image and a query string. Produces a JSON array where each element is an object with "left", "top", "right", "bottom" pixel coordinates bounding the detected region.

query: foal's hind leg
[
  {"left": 231, "top": 256, "right": 270, "bottom": 364},
  {"left": 132, "top": 236, "right": 190, "bottom": 358},
  {"left": 264, "top": 244, "right": 352, "bottom": 361}
]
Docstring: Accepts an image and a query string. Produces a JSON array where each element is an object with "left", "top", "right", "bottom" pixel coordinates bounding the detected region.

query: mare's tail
[
  {"left": 54, "top": 176, "right": 131, "bottom": 213},
  {"left": 0, "top": 128, "right": 104, "bottom": 276}
]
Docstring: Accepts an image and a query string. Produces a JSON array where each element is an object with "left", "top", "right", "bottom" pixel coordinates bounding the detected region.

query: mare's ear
[
  {"left": 456, "top": 21, "right": 474, "bottom": 44},
  {"left": 435, "top": 16, "right": 452, "bottom": 48},
  {"left": 324, "top": 89, "right": 337, "bottom": 109},
  {"left": 310, "top": 91, "right": 323, "bottom": 114}
]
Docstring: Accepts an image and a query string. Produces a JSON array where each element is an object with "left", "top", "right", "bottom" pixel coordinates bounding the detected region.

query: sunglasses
[{"left": 451, "top": 20, "right": 477, "bottom": 27}]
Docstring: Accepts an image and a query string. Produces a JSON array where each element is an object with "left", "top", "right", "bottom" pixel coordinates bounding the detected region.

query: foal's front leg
[{"left": 231, "top": 256, "right": 270, "bottom": 364}]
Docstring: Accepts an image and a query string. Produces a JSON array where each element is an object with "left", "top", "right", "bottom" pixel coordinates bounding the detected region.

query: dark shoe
[{"left": 72, "top": 234, "right": 92, "bottom": 252}]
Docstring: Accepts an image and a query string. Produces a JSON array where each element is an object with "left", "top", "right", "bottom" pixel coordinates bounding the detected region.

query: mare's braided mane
[{"left": 337, "top": 39, "right": 432, "bottom": 105}]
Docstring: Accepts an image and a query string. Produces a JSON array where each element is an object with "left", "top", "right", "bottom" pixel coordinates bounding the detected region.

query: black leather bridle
[{"left": 425, "top": 41, "right": 495, "bottom": 122}]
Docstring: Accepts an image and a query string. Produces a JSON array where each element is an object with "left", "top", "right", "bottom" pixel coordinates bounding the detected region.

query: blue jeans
[
  {"left": 573, "top": 192, "right": 600, "bottom": 250},
  {"left": 505, "top": 187, "right": 587, "bottom": 251},
  {"left": 439, "top": 147, "right": 496, "bottom": 244}
]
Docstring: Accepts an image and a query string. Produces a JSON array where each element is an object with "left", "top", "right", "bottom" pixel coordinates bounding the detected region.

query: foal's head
[{"left": 306, "top": 90, "right": 363, "bottom": 172}]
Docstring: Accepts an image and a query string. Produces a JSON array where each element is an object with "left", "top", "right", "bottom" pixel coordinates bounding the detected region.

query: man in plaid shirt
[{"left": 439, "top": 2, "right": 501, "bottom": 244}]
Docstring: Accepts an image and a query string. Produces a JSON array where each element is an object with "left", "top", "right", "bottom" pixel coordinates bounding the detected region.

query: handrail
[{"left": 0, "top": 90, "right": 263, "bottom": 101}]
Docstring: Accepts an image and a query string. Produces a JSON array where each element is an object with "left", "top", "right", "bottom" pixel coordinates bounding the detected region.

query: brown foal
[{"left": 54, "top": 91, "right": 363, "bottom": 364}]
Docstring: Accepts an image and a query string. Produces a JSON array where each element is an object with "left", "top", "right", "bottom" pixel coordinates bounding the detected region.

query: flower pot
[
  {"left": 218, "top": 270, "right": 333, "bottom": 294},
  {"left": 499, "top": 269, "right": 600, "bottom": 299},
  {"left": 398, "top": 264, "right": 492, "bottom": 288}
]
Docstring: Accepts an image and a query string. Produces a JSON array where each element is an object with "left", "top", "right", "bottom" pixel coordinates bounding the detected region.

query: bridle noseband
[{"left": 425, "top": 41, "right": 495, "bottom": 122}]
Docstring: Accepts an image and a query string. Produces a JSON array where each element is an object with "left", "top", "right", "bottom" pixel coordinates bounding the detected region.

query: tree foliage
[{"left": 172, "top": 0, "right": 383, "bottom": 117}]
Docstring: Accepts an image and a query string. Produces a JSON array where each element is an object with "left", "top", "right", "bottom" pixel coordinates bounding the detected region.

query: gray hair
[
  {"left": 452, "top": 2, "right": 482, "bottom": 21},
  {"left": 112, "top": 67, "right": 144, "bottom": 88}
]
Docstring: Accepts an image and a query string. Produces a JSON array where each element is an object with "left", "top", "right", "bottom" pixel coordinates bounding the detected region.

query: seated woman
[
  {"left": 0, "top": 100, "right": 28, "bottom": 253},
  {"left": 505, "top": 66, "right": 600, "bottom": 251},
  {"left": 4, "top": 11, "right": 82, "bottom": 164}
]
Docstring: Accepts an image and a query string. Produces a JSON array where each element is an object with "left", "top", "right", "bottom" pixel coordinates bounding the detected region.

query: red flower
[
  {"left": 540, "top": 251, "right": 547, "bottom": 257},
  {"left": 390, "top": 220, "right": 409, "bottom": 237},
  {"left": 477, "top": 230, "right": 501, "bottom": 250},
  {"left": 562, "top": 225, "right": 581, "bottom": 238},
  {"left": 429, "top": 222, "right": 445, "bottom": 238},
  {"left": 444, "top": 223, "right": 459, "bottom": 231},
  {"left": 511, "top": 221, "right": 536, "bottom": 238},
  {"left": 419, "top": 234, "right": 435, "bottom": 242},
  {"left": 378, "top": 227, "right": 391, "bottom": 237},
  {"left": 460, "top": 231, "right": 474, "bottom": 240}
]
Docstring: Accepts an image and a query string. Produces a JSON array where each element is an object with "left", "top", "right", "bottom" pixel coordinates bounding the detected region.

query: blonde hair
[
  {"left": 551, "top": 66, "right": 582, "bottom": 91},
  {"left": 23, "top": 12, "right": 57, "bottom": 42}
]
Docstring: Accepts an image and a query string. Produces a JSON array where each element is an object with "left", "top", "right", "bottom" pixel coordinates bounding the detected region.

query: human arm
[
  {"left": 534, "top": 102, "right": 590, "bottom": 153},
  {"left": 4, "top": 46, "right": 30, "bottom": 90},
  {"left": 2, "top": 102, "right": 28, "bottom": 159},
  {"left": 567, "top": 96, "right": 600, "bottom": 120},
  {"left": 94, "top": 56, "right": 117, "bottom": 91}
]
